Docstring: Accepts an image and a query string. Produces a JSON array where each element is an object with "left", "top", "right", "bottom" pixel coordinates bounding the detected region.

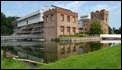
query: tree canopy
[
  {"left": 112, "top": 26, "right": 121, "bottom": 34},
  {"left": 1, "top": 12, "right": 18, "bottom": 35},
  {"left": 89, "top": 20, "right": 103, "bottom": 35}
]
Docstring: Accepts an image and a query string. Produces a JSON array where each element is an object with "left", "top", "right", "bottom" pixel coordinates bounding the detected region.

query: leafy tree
[
  {"left": 1, "top": 12, "right": 18, "bottom": 35},
  {"left": 1, "top": 12, "right": 6, "bottom": 26},
  {"left": 89, "top": 42, "right": 103, "bottom": 52},
  {"left": 113, "top": 27, "right": 121, "bottom": 34},
  {"left": 108, "top": 26, "right": 112, "bottom": 34},
  {"left": 1, "top": 26, "right": 8, "bottom": 35},
  {"left": 119, "top": 26, "right": 121, "bottom": 33},
  {"left": 89, "top": 20, "right": 103, "bottom": 35}
]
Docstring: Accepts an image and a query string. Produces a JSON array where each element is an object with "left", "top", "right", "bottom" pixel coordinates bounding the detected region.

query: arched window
[
  {"left": 72, "top": 27, "right": 76, "bottom": 34},
  {"left": 67, "top": 16, "right": 70, "bottom": 22},
  {"left": 51, "top": 14, "right": 54, "bottom": 21},
  {"left": 73, "top": 17, "right": 75, "bottom": 22},
  {"left": 46, "top": 16, "right": 48, "bottom": 22},
  {"left": 61, "top": 14, "right": 64, "bottom": 21},
  {"left": 60, "top": 26, "right": 64, "bottom": 35}
]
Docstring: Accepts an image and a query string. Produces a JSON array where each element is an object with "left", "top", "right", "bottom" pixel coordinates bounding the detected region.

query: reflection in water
[
  {"left": 1, "top": 40, "right": 111, "bottom": 68},
  {"left": 88, "top": 42, "right": 103, "bottom": 52},
  {"left": 27, "top": 62, "right": 37, "bottom": 69}
]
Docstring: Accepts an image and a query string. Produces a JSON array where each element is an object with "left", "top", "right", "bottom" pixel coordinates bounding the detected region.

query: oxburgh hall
[{"left": 14, "top": 5, "right": 109, "bottom": 40}]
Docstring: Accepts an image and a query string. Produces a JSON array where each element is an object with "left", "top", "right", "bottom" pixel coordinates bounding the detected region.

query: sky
[{"left": 1, "top": 1, "right": 121, "bottom": 29}]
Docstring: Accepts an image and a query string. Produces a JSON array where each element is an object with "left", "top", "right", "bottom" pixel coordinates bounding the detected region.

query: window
[
  {"left": 51, "top": 14, "right": 54, "bottom": 21},
  {"left": 106, "top": 18, "right": 107, "bottom": 21},
  {"left": 94, "top": 15, "right": 96, "bottom": 18},
  {"left": 91, "top": 15, "right": 93, "bottom": 19},
  {"left": 61, "top": 46, "right": 65, "bottom": 54},
  {"left": 61, "top": 26, "right": 64, "bottom": 34},
  {"left": 73, "top": 45, "right": 76, "bottom": 52},
  {"left": 67, "top": 27, "right": 70, "bottom": 34},
  {"left": 67, "top": 46, "right": 70, "bottom": 53},
  {"left": 80, "top": 28, "right": 83, "bottom": 30},
  {"left": 72, "top": 27, "right": 76, "bottom": 34},
  {"left": 26, "top": 20, "right": 28, "bottom": 25},
  {"left": 46, "top": 16, "right": 48, "bottom": 22},
  {"left": 67, "top": 16, "right": 70, "bottom": 22},
  {"left": 73, "top": 17, "right": 75, "bottom": 22},
  {"left": 61, "top": 14, "right": 64, "bottom": 21},
  {"left": 101, "top": 14, "right": 103, "bottom": 20},
  {"left": 84, "top": 23, "right": 85, "bottom": 26},
  {"left": 67, "top": 27, "right": 70, "bottom": 32}
]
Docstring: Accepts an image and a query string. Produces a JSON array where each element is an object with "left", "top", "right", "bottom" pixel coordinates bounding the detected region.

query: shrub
[
  {"left": 59, "top": 33, "right": 88, "bottom": 37},
  {"left": 53, "top": 38, "right": 60, "bottom": 42}
]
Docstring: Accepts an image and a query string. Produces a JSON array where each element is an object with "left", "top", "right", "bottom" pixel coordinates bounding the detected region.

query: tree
[
  {"left": 89, "top": 42, "right": 103, "bottom": 52},
  {"left": 89, "top": 20, "right": 103, "bottom": 35},
  {"left": 108, "top": 26, "right": 112, "bottom": 34},
  {"left": 1, "top": 26, "right": 8, "bottom": 35},
  {"left": 112, "top": 27, "right": 116, "bottom": 33},
  {"left": 119, "top": 26, "right": 121, "bottom": 33},
  {"left": 113, "top": 27, "right": 121, "bottom": 34},
  {"left": 1, "top": 12, "right": 17, "bottom": 35},
  {"left": 1, "top": 12, "right": 6, "bottom": 26}
]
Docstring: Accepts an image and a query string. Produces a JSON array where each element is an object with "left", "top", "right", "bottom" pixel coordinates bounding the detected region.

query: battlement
[
  {"left": 80, "top": 9, "right": 109, "bottom": 34},
  {"left": 91, "top": 9, "right": 108, "bottom": 15}
]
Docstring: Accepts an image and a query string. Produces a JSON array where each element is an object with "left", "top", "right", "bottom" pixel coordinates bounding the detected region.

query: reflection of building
[
  {"left": 2, "top": 41, "right": 109, "bottom": 64},
  {"left": 3, "top": 51, "right": 14, "bottom": 58},
  {"left": 56, "top": 44, "right": 79, "bottom": 59},
  {"left": 79, "top": 9, "right": 109, "bottom": 34},
  {"left": 101, "top": 43, "right": 109, "bottom": 48},
  {"left": 42, "top": 41, "right": 57, "bottom": 63}
]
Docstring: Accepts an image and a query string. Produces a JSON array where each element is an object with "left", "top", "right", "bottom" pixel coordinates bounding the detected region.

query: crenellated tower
[{"left": 91, "top": 9, "right": 109, "bottom": 34}]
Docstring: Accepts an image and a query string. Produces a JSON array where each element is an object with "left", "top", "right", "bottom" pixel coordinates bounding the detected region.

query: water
[{"left": 1, "top": 40, "right": 121, "bottom": 69}]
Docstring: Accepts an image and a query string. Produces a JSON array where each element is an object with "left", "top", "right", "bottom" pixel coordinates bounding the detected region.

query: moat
[{"left": 1, "top": 40, "right": 120, "bottom": 69}]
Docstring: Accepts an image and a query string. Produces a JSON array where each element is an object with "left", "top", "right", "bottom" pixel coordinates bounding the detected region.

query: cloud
[
  {"left": 86, "top": 4, "right": 114, "bottom": 12},
  {"left": 54, "top": 1, "right": 87, "bottom": 19},
  {"left": 86, "top": 3, "right": 121, "bottom": 13},
  {"left": 85, "top": 3, "right": 121, "bottom": 19},
  {"left": 87, "top": 3, "right": 121, "bottom": 28},
  {"left": 54, "top": 1, "right": 86, "bottom": 13}
]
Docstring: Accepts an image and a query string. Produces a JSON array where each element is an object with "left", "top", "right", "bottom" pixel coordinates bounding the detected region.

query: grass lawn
[
  {"left": 1, "top": 50, "right": 28, "bottom": 69},
  {"left": 37, "top": 44, "right": 121, "bottom": 69}
]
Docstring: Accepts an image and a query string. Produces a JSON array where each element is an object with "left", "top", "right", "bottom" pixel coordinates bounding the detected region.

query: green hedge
[{"left": 59, "top": 33, "right": 88, "bottom": 37}]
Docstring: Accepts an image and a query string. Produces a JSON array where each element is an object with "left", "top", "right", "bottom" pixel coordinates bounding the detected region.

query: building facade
[
  {"left": 79, "top": 9, "right": 109, "bottom": 34},
  {"left": 14, "top": 10, "right": 44, "bottom": 38},
  {"left": 15, "top": 5, "right": 79, "bottom": 40},
  {"left": 43, "top": 5, "right": 79, "bottom": 40},
  {"left": 15, "top": 6, "right": 109, "bottom": 40}
]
